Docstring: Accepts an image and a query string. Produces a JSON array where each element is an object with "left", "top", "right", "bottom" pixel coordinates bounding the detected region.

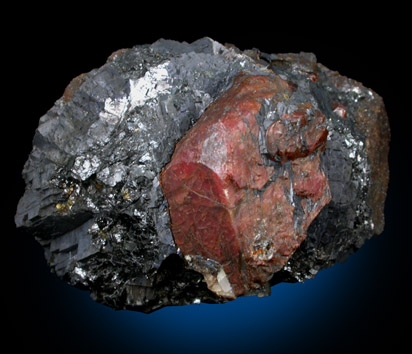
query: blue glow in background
[{"left": 7, "top": 31, "right": 406, "bottom": 354}]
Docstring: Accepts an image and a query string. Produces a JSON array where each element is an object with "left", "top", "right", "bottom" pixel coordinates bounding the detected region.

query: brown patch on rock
[
  {"left": 354, "top": 95, "right": 390, "bottom": 234},
  {"left": 107, "top": 48, "right": 129, "bottom": 62},
  {"left": 62, "top": 73, "right": 87, "bottom": 103}
]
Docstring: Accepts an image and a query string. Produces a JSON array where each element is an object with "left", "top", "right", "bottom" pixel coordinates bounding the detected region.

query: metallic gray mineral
[{"left": 15, "top": 38, "right": 390, "bottom": 313}]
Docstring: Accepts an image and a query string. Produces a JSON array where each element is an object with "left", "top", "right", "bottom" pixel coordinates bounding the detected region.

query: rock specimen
[{"left": 15, "top": 38, "right": 390, "bottom": 313}]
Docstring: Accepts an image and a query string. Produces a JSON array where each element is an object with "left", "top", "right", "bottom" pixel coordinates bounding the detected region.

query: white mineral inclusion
[
  {"left": 74, "top": 266, "right": 87, "bottom": 279},
  {"left": 72, "top": 155, "right": 101, "bottom": 181},
  {"left": 184, "top": 254, "right": 235, "bottom": 299},
  {"left": 129, "top": 61, "right": 171, "bottom": 109},
  {"left": 99, "top": 96, "right": 129, "bottom": 125},
  {"left": 97, "top": 163, "right": 127, "bottom": 187},
  {"left": 204, "top": 268, "right": 235, "bottom": 299}
]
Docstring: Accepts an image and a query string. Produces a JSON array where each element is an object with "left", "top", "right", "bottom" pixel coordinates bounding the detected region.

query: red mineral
[{"left": 160, "top": 73, "right": 331, "bottom": 298}]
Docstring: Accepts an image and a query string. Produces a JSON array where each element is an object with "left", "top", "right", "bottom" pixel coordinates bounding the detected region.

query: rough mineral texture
[{"left": 15, "top": 38, "right": 390, "bottom": 312}]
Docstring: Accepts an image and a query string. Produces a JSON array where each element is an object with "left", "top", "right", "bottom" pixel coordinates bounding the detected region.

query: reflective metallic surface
[{"left": 15, "top": 38, "right": 389, "bottom": 313}]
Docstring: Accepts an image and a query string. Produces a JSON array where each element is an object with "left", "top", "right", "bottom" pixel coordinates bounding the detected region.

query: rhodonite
[
  {"left": 15, "top": 38, "right": 390, "bottom": 313},
  {"left": 160, "top": 73, "right": 331, "bottom": 297}
]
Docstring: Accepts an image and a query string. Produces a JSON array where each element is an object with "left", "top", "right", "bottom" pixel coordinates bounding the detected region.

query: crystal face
[
  {"left": 160, "top": 73, "right": 331, "bottom": 298},
  {"left": 15, "top": 38, "right": 390, "bottom": 313}
]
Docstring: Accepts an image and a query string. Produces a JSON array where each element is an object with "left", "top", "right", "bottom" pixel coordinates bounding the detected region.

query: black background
[{"left": 5, "top": 13, "right": 408, "bottom": 354}]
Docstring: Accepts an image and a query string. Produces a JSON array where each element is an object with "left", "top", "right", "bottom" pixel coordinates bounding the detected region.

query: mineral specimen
[{"left": 15, "top": 38, "right": 390, "bottom": 313}]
